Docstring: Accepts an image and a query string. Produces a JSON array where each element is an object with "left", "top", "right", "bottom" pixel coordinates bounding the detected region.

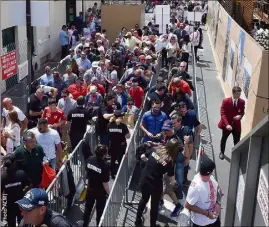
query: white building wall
[
  {"left": 76, "top": 0, "right": 101, "bottom": 17},
  {"left": 34, "top": 1, "right": 66, "bottom": 69},
  {"left": 0, "top": 1, "right": 66, "bottom": 93}
]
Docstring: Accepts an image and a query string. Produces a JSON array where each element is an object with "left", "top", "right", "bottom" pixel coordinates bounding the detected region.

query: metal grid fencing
[
  {"left": 46, "top": 125, "right": 97, "bottom": 213},
  {"left": 0, "top": 40, "right": 28, "bottom": 92}
]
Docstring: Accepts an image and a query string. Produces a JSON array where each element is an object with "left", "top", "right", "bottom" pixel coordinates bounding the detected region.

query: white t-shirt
[
  {"left": 190, "top": 31, "right": 200, "bottom": 47},
  {"left": 166, "top": 42, "right": 179, "bottom": 58},
  {"left": 29, "top": 128, "right": 60, "bottom": 160},
  {"left": 40, "top": 85, "right": 53, "bottom": 94},
  {"left": 186, "top": 173, "right": 219, "bottom": 226},
  {"left": 2, "top": 106, "right": 26, "bottom": 127}
]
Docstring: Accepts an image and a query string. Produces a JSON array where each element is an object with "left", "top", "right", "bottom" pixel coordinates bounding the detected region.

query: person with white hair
[
  {"left": 40, "top": 66, "right": 53, "bottom": 86},
  {"left": 2, "top": 98, "right": 28, "bottom": 134}
]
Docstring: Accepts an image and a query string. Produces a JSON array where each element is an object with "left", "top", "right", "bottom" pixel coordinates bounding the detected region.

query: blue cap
[
  {"left": 162, "top": 120, "right": 173, "bottom": 131},
  {"left": 16, "top": 188, "right": 49, "bottom": 211}
]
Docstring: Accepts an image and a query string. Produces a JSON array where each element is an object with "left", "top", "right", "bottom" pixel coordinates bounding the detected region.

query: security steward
[
  {"left": 16, "top": 188, "right": 73, "bottom": 227},
  {"left": 135, "top": 138, "right": 183, "bottom": 227},
  {"left": 1, "top": 154, "right": 28, "bottom": 227},
  {"left": 107, "top": 110, "right": 130, "bottom": 179},
  {"left": 66, "top": 96, "right": 92, "bottom": 163},
  {"left": 83, "top": 145, "right": 110, "bottom": 227}
]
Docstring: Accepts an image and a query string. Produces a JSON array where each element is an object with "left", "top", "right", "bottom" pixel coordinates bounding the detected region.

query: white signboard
[
  {"left": 9, "top": 1, "right": 50, "bottom": 27},
  {"left": 187, "top": 12, "right": 203, "bottom": 22},
  {"left": 236, "top": 174, "right": 245, "bottom": 221},
  {"left": 257, "top": 170, "right": 268, "bottom": 226},
  {"left": 18, "top": 61, "right": 28, "bottom": 81}
]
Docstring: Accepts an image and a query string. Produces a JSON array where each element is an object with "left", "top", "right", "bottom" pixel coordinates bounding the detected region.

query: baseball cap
[
  {"left": 90, "top": 85, "right": 97, "bottom": 93},
  {"left": 16, "top": 188, "right": 48, "bottom": 211},
  {"left": 92, "top": 61, "right": 99, "bottom": 68},
  {"left": 162, "top": 120, "right": 173, "bottom": 131},
  {"left": 199, "top": 156, "right": 216, "bottom": 176},
  {"left": 146, "top": 55, "right": 152, "bottom": 60},
  {"left": 114, "top": 110, "right": 125, "bottom": 118}
]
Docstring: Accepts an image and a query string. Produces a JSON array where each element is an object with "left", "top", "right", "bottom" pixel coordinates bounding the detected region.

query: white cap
[
  {"left": 146, "top": 55, "right": 152, "bottom": 60},
  {"left": 92, "top": 61, "right": 99, "bottom": 68}
]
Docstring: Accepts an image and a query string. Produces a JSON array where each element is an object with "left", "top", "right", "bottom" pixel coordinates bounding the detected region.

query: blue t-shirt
[
  {"left": 40, "top": 74, "right": 53, "bottom": 86},
  {"left": 175, "top": 125, "right": 194, "bottom": 144},
  {"left": 182, "top": 110, "right": 200, "bottom": 130},
  {"left": 141, "top": 111, "right": 168, "bottom": 142},
  {"left": 59, "top": 30, "right": 69, "bottom": 46}
]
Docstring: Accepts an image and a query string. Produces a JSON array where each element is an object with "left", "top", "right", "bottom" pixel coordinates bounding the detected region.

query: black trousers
[
  {"left": 161, "top": 48, "right": 168, "bottom": 68},
  {"left": 220, "top": 128, "right": 241, "bottom": 154},
  {"left": 193, "top": 217, "right": 221, "bottom": 227},
  {"left": 194, "top": 46, "right": 199, "bottom": 61},
  {"left": 110, "top": 144, "right": 126, "bottom": 176},
  {"left": 83, "top": 187, "right": 107, "bottom": 227},
  {"left": 61, "top": 45, "right": 69, "bottom": 59},
  {"left": 6, "top": 203, "right": 22, "bottom": 227},
  {"left": 135, "top": 184, "right": 162, "bottom": 226}
]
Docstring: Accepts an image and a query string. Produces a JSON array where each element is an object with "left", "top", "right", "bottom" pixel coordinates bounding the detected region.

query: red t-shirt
[
  {"left": 68, "top": 84, "right": 87, "bottom": 100},
  {"left": 42, "top": 107, "right": 66, "bottom": 125},
  {"left": 129, "top": 86, "right": 144, "bottom": 108}
]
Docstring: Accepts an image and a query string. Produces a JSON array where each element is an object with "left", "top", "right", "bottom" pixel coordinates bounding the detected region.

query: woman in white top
[
  {"left": 3, "top": 111, "right": 22, "bottom": 153},
  {"left": 83, "top": 22, "right": 91, "bottom": 39},
  {"left": 166, "top": 35, "right": 180, "bottom": 68}
]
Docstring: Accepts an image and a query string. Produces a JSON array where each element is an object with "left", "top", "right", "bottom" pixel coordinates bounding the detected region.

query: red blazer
[{"left": 218, "top": 97, "right": 245, "bottom": 132}]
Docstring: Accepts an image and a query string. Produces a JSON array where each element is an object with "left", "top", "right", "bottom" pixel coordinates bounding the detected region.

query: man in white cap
[
  {"left": 185, "top": 156, "right": 222, "bottom": 227},
  {"left": 85, "top": 85, "right": 103, "bottom": 110},
  {"left": 84, "top": 61, "right": 104, "bottom": 85},
  {"left": 145, "top": 55, "right": 156, "bottom": 73}
]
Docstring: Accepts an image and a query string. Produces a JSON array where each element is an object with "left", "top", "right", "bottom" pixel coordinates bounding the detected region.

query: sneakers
[
  {"left": 171, "top": 204, "right": 183, "bottom": 217},
  {"left": 158, "top": 199, "right": 164, "bottom": 211},
  {"left": 219, "top": 152, "right": 224, "bottom": 160}
]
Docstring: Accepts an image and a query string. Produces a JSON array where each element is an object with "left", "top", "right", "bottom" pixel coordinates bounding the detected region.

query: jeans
[
  {"left": 49, "top": 158, "right": 56, "bottom": 170},
  {"left": 175, "top": 152, "right": 185, "bottom": 199}
]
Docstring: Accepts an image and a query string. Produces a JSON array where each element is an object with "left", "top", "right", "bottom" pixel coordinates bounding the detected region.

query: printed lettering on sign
[
  {"left": 257, "top": 170, "right": 268, "bottom": 226},
  {"left": 1, "top": 51, "right": 18, "bottom": 80}
]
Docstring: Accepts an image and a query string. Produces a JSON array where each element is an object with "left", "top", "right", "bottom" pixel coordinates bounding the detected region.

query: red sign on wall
[{"left": 1, "top": 51, "right": 18, "bottom": 80}]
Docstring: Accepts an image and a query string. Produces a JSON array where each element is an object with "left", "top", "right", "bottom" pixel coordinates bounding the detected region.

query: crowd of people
[{"left": 0, "top": 1, "right": 233, "bottom": 227}]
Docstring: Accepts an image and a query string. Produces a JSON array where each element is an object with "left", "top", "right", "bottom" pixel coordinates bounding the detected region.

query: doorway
[{"left": 66, "top": 0, "right": 77, "bottom": 25}]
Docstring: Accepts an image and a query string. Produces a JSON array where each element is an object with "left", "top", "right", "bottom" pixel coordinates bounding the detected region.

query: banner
[
  {"left": 227, "top": 40, "right": 235, "bottom": 88},
  {"left": 222, "top": 16, "right": 232, "bottom": 81},
  {"left": 1, "top": 51, "right": 18, "bottom": 81},
  {"left": 235, "top": 30, "right": 246, "bottom": 85}
]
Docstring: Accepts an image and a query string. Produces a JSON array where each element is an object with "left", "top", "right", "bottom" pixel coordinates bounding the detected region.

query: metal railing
[
  {"left": 46, "top": 124, "right": 97, "bottom": 213},
  {"left": 98, "top": 57, "right": 158, "bottom": 226}
]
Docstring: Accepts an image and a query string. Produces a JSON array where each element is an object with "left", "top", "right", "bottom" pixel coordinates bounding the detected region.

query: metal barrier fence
[
  {"left": 46, "top": 124, "right": 97, "bottom": 213},
  {"left": 98, "top": 57, "right": 158, "bottom": 227},
  {"left": 0, "top": 40, "right": 28, "bottom": 93}
]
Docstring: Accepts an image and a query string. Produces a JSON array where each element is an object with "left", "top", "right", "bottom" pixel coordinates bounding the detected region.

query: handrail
[{"left": 191, "top": 44, "right": 203, "bottom": 173}]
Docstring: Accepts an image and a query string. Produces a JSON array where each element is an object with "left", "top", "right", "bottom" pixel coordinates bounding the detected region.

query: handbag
[{"left": 39, "top": 162, "right": 56, "bottom": 189}]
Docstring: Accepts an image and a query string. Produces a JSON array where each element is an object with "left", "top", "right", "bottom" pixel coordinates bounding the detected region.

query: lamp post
[{"left": 26, "top": 0, "right": 34, "bottom": 91}]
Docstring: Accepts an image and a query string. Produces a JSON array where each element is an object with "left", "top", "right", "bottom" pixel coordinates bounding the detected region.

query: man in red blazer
[{"left": 218, "top": 86, "right": 245, "bottom": 160}]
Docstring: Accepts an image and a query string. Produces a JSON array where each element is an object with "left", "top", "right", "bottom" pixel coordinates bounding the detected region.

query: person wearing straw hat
[
  {"left": 185, "top": 156, "right": 222, "bottom": 227},
  {"left": 16, "top": 188, "right": 72, "bottom": 227}
]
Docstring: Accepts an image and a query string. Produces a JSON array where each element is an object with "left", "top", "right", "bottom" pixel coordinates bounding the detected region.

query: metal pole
[
  {"left": 26, "top": 0, "right": 33, "bottom": 91},
  {"left": 162, "top": 7, "right": 163, "bottom": 34}
]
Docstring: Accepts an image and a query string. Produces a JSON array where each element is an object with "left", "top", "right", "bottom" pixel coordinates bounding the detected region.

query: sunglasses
[{"left": 62, "top": 95, "right": 67, "bottom": 98}]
